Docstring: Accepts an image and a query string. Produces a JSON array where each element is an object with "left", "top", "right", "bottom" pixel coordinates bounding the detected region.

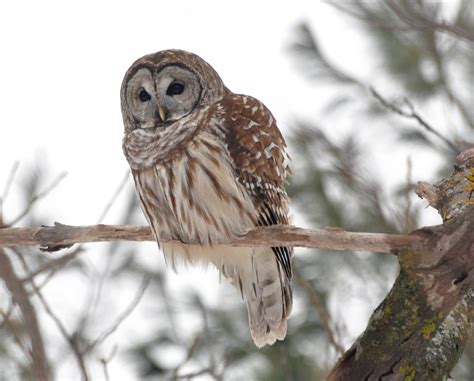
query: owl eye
[
  {"left": 138, "top": 89, "right": 151, "bottom": 102},
  {"left": 166, "top": 82, "right": 185, "bottom": 96}
]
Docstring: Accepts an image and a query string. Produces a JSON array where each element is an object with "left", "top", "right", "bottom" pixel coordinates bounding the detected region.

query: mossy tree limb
[{"left": 329, "top": 148, "right": 474, "bottom": 381}]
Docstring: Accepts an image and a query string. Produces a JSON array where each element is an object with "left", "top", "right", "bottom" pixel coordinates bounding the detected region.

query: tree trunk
[{"left": 329, "top": 148, "right": 474, "bottom": 380}]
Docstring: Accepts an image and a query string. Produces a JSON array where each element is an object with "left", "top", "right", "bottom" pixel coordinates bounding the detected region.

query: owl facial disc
[{"left": 123, "top": 64, "right": 202, "bottom": 129}]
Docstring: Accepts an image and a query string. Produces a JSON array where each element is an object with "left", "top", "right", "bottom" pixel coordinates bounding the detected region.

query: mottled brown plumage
[{"left": 121, "top": 49, "right": 292, "bottom": 347}]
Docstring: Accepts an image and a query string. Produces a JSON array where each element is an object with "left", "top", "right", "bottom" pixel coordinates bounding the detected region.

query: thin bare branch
[
  {"left": 170, "top": 334, "right": 202, "bottom": 380},
  {"left": 10, "top": 248, "right": 90, "bottom": 381},
  {"left": 96, "top": 170, "right": 130, "bottom": 224},
  {"left": 0, "top": 248, "right": 50, "bottom": 381},
  {"left": 99, "top": 345, "right": 117, "bottom": 381},
  {"left": 1, "top": 306, "right": 32, "bottom": 360},
  {"left": 0, "top": 300, "right": 14, "bottom": 329},
  {"left": 327, "top": 0, "right": 474, "bottom": 42},
  {"left": 325, "top": 1, "right": 411, "bottom": 30},
  {"left": 86, "top": 276, "right": 149, "bottom": 352},
  {"left": 26, "top": 265, "right": 61, "bottom": 296},
  {"left": 21, "top": 247, "right": 84, "bottom": 283},
  {"left": 0, "top": 224, "right": 424, "bottom": 254},
  {"left": 34, "top": 279, "right": 90, "bottom": 380},
  {"left": 9, "top": 172, "right": 67, "bottom": 226},
  {"left": 296, "top": 271, "right": 344, "bottom": 355},
  {"left": 403, "top": 157, "right": 414, "bottom": 233},
  {"left": 175, "top": 368, "right": 215, "bottom": 380},
  {"left": 79, "top": 172, "right": 133, "bottom": 341},
  {"left": 0, "top": 161, "right": 20, "bottom": 224},
  {"left": 370, "top": 87, "right": 460, "bottom": 153},
  {"left": 384, "top": 0, "right": 474, "bottom": 43}
]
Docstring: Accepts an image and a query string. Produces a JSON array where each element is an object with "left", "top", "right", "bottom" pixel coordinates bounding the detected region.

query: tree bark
[{"left": 328, "top": 148, "right": 474, "bottom": 381}]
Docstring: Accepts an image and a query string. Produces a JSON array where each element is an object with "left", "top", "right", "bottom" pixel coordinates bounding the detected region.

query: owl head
[{"left": 121, "top": 49, "right": 226, "bottom": 133}]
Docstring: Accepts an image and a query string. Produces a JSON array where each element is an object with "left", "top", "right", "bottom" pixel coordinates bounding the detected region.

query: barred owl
[{"left": 121, "top": 49, "right": 292, "bottom": 347}]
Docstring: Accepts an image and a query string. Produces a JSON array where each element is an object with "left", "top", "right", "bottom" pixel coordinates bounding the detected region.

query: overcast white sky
[
  {"left": 0, "top": 0, "right": 444, "bottom": 229},
  {"left": 0, "top": 1, "right": 447, "bottom": 379},
  {"left": 0, "top": 0, "right": 379, "bottom": 227}
]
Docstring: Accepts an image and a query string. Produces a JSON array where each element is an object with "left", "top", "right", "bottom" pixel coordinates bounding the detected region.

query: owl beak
[{"left": 158, "top": 106, "right": 168, "bottom": 123}]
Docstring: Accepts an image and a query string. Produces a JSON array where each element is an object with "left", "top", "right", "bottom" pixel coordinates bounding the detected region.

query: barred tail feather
[
  {"left": 215, "top": 247, "right": 293, "bottom": 347},
  {"left": 160, "top": 243, "right": 293, "bottom": 347},
  {"left": 247, "top": 248, "right": 292, "bottom": 347}
]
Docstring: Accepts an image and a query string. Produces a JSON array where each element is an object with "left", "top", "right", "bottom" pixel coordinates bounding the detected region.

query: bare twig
[
  {"left": 370, "top": 87, "right": 460, "bottom": 153},
  {"left": 99, "top": 345, "right": 117, "bottom": 381},
  {"left": 296, "top": 272, "right": 344, "bottom": 355},
  {"left": 0, "top": 300, "right": 13, "bottom": 329},
  {"left": 174, "top": 362, "right": 225, "bottom": 381},
  {"left": 0, "top": 248, "right": 50, "bottom": 381},
  {"left": 0, "top": 161, "right": 20, "bottom": 224},
  {"left": 76, "top": 172, "right": 132, "bottom": 342},
  {"left": 96, "top": 171, "right": 130, "bottom": 224},
  {"left": 326, "top": 1, "right": 474, "bottom": 42},
  {"left": 175, "top": 368, "right": 216, "bottom": 380},
  {"left": 403, "top": 157, "right": 414, "bottom": 233},
  {"left": 170, "top": 334, "right": 202, "bottom": 380},
  {"left": 25, "top": 259, "right": 73, "bottom": 297},
  {"left": 9, "top": 172, "right": 67, "bottom": 226},
  {"left": 32, "top": 274, "right": 90, "bottom": 380},
  {"left": 86, "top": 276, "right": 149, "bottom": 352},
  {"left": 325, "top": 1, "right": 413, "bottom": 31},
  {"left": 21, "top": 247, "right": 84, "bottom": 283},
  {"left": 20, "top": 172, "right": 128, "bottom": 283},
  {"left": 384, "top": 0, "right": 474, "bottom": 43},
  {"left": 10, "top": 248, "right": 90, "bottom": 381},
  {"left": 1, "top": 305, "right": 32, "bottom": 360},
  {"left": 0, "top": 224, "right": 424, "bottom": 254},
  {"left": 415, "top": 181, "right": 440, "bottom": 209},
  {"left": 430, "top": 35, "right": 474, "bottom": 130}
]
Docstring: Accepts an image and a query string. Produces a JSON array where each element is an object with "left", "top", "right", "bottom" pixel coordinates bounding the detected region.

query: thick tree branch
[
  {"left": 329, "top": 148, "right": 474, "bottom": 380},
  {"left": 0, "top": 223, "right": 423, "bottom": 254}
]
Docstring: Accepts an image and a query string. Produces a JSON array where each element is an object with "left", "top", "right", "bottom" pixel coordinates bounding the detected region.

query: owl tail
[{"left": 218, "top": 247, "right": 293, "bottom": 348}]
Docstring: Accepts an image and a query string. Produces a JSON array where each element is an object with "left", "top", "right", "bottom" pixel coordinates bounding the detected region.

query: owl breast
[{"left": 133, "top": 129, "right": 257, "bottom": 253}]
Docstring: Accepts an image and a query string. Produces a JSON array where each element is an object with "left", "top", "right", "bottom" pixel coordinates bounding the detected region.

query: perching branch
[{"left": 0, "top": 223, "right": 423, "bottom": 254}]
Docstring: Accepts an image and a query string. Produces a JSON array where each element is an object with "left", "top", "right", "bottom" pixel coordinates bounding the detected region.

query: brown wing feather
[{"left": 216, "top": 93, "right": 292, "bottom": 278}]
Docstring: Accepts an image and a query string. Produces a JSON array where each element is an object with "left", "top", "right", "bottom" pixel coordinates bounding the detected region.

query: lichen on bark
[{"left": 329, "top": 148, "right": 474, "bottom": 381}]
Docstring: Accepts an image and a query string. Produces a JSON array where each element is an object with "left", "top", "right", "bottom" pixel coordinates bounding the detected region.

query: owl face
[
  {"left": 124, "top": 65, "right": 202, "bottom": 128},
  {"left": 121, "top": 50, "right": 227, "bottom": 133}
]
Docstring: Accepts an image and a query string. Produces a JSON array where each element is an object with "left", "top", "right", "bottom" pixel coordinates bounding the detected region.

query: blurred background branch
[
  {"left": 0, "top": 248, "right": 50, "bottom": 381},
  {"left": 370, "top": 87, "right": 460, "bottom": 153}
]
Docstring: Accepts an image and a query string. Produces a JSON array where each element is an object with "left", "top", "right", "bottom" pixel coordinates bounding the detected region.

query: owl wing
[{"left": 217, "top": 93, "right": 292, "bottom": 278}]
